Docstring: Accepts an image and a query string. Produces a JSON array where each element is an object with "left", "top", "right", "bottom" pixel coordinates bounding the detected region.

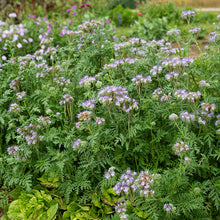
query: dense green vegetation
[{"left": 0, "top": 1, "right": 220, "bottom": 219}]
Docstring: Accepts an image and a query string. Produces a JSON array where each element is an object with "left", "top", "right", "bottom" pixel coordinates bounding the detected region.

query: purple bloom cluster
[
  {"left": 152, "top": 88, "right": 163, "bottom": 99},
  {"left": 215, "top": 115, "right": 220, "bottom": 127},
  {"left": 104, "top": 167, "right": 115, "bottom": 179},
  {"left": 164, "top": 203, "right": 174, "bottom": 212},
  {"left": 160, "top": 93, "right": 172, "bottom": 102},
  {"left": 37, "top": 116, "right": 51, "bottom": 126},
  {"left": 189, "top": 27, "right": 201, "bottom": 34},
  {"left": 199, "top": 80, "right": 210, "bottom": 88},
  {"left": 7, "top": 145, "right": 19, "bottom": 155},
  {"left": 181, "top": 10, "right": 196, "bottom": 19},
  {"left": 81, "top": 99, "right": 95, "bottom": 109},
  {"left": 165, "top": 71, "right": 179, "bottom": 81},
  {"left": 198, "top": 103, "right": 216, "bottom": 122},
  {"left": 77, "top": 111, "right": 92, "bottom": 122},
  {"left": 16, "top": 91, "right": 26, "bottom": 100},
  {"left": 9, "top": 103, "right": 20, "bottom": 113},
  {"left": 59, "top": 94, "right": 73, "bottom": 105},
  {"left": 167, "top": 29, "right": 181, "bottom": 36},
  {"left": 103, "top": 58, "right": 136, "bottom": 70},
  {"left": 209, "top": 32, "right": 219, "bottom": 42},
  {"left": 97, "top": 85, "right": 138, "bottom": 113},
  {"left": 198, "top": 117, "right": 206, "bottom": 125},
  {"left": 54, "top": 77, "right": 70, "bottom": 86},
  {"left": 217, "top": 14, "right": 220, "bottom": 21},
  {"left": 115, "top": 202, "right": 128, "bottom": 219},
  {"left": 173, "top": 141, "right": 189, "bottom": 155},
  {"left": 150, "top": 65, "right": 163, "bottom": 76},
  {"left": 180, "top": 111, "right": 195, "bottom": 123},
  {"left": 132, "top": 75, "right": 152, "bottom": 85},
  {"left": 78, "top": 20, "right": 104, "bottom": 33},
  {"left": 79, "top": 75, "right": 97, "bottom": 87},
  {"left": 73, "top": 139, "right": 81, "bottom": 148},
  {"left": 95, "top": 117, "right": 105, "bottom": 125},
  {"left": 162, "top": 56, "right": 194, "bottom": 67},
  {"left": 135, "top": 171, "right": 155, "bottom": 196},
  {"left": 9, "top": 78, "right": 21, "bottom": 91},
  {"left": 174, "top": 89, "right": 201, "bottom": 103},
  {"left": 113, "top": 169, "right": 137, "bottom": 194},
  {"left": 17, "top": 124, "right": 43, "bottom": 145}
]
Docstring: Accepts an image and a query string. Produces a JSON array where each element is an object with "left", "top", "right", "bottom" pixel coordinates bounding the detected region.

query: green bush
[
  {"left": 109, "top": 4, "right": 138, "bottom": 27},
  {"left": 145, "top": 2, "right": 181, "bottom": 23},
  {"left": 108, "top": 0, "right": 137, "bottom": 9},
  {"left": 134, "top": 17, "right": 168, "bottom": 40}
]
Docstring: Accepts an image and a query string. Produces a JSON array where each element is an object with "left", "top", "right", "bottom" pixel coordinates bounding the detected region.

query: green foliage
[
  {"left": 109, "top": 5, "right": 138, "bottom": 27},
  {"left": 134, "top": 17, "right": 168, "bottom": 40},
  {"left": 108, "top": 0, "right": 137, "bottom": 9},
  {"left": 144, "top": 2, "right": 181, "bottom": 23},
  {"left": 7, "top": 190, "right": 59, "bottom": 220},
  {"left": 0, "top": 2, "right": 220, "bottom": 219}
]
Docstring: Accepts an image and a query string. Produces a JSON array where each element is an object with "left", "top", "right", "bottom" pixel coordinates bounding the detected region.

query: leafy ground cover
[{"left": 0, "top": 1, "right": 220, "bottom": 219}]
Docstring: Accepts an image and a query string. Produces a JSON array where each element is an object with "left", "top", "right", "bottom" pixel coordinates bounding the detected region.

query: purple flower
[
  {"left": 81, "top": 99, "right": 95, "bottom": 109},
  {"left": 105, "top": 20, "right": 111, "bottom": 24},
  {"left": 71, "top": 5, "right": 77, "bottom": 10},
  {"left": 73, "top": 139, "right": 81, "bottom": 148},
  {"left": 164, "top": 203, "right": 173, "bottom": 212},
  {"left": 60, "top": 32, "right": 64, "bottom": 36},
  {"left": 66, "top": 9, "right": 71, "bottom": 13},
  {"left": 28, "top": 14, "right": 36, "bottom": 18},
  {"left": 105, "top": 167, "right": 115, "bottom": 179},
  {"left": 17, "top": 43, "right": 22, "bottom": 48}
]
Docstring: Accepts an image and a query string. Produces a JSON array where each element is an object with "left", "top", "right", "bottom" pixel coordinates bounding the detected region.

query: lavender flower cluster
[
  {"left": 81, "top": 99, "right": 95, "bottom": 109},
  {"left": 17, "top": 124, "right": 43, "bottom": 145},
  {"left": 189, "top": 27, "right": 201, "bottom": 34},
  {"left": 174, "top": 89, "right": 201, "bottom": 103},
  {"left": 115, "top": 202, "right": 128, "bottom": 219},
  {"left": 9, "top": 103, "right": 20, "bottom": 113},
  {"left": 162, "top": 56, "right": 194, "bottom": 68},
  {"left": 9, "top": 78, "right": 21, "bottom": 91},
  {"left": 135, "top": 171, "right": 155, "bottom": 196},
  {"left": 59, "top": 94, "right": 73, "bottom": 105},
  {"left": 103, "top": 58, "right": 136, "bottom": 70},
  {"left": 164, "top": 203, "right": 174, "bottom": 212},
  {"left": 165, "top": 71, "right": 179, "bottom": 81},
  {"left": 73, "top": 139, "right": 81, "bottom": 148},
  {"left": 7, "top": 145, "right": 19, "bottom": 156},
  {"left": 215, "top": 115, "right": 220, "bottom": 127},
  {"left": 167, "top": 29, "right": 181, "bottom": 36},
  {"left": 150, "top": 65, "right": 163, "bottom": 76},
  {"left": 173, "top": 141, "right": 189, "bottom": 155},
  {"left": 16, "top": 91, "right": 26, "bottom": 100},
  {"left": 113, "top": 169, "right": 137, "bottom": 194},
  {"left": 54, "top": 77, "right": 70, "bottom": 86},
  {"left": 180, "top": 111, "right": 195, "bottom": 123},
  {"left": 77, "top": 110, "right": 92, "bottom": 122},
  {"left": 132, "top": 74, "right": 152, "bottom": 85},
  {"left": 199, "top": 80, "right": 210, "bottom": 88},
  {"left": 97, "top": 85, "right": 138, "bottom": 113},
  {"left": 79, "top": 75, "right": 97, "bottom": 87},
  {"left": 37, "top": 116, "right": 51, "bottom": 126},
  {"left": 104, "top": 167, "right": 115, "bottom": 179},
  {"left": 198, "top": 103, "right": 216, "bottom": 122},
  {"left": 78, "top": 20, "right": 104, "bottom": 33},
  {"left": 181, "top": 10, "right": 196, "bottom": 19}
]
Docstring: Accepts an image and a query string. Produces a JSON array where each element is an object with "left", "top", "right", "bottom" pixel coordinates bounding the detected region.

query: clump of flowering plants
[{"left": 0, "top": 8, "right": 220, "bottom": 220}]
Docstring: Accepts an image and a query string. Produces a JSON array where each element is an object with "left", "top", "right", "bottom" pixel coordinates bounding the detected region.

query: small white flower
[{"left": 17, "top": 43, "right": 22, "bottom": 48}]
